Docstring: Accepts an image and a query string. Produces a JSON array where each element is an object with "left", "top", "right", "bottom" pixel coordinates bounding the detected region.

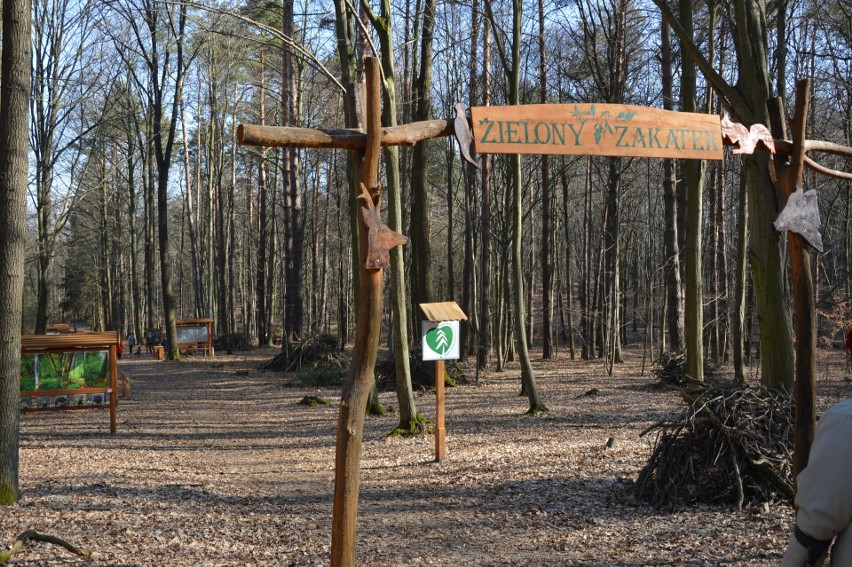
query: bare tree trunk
[
  {"left": 733, "top": 174, "right": 749, "bottom": 384},
  {"left": 581, "top": 157, "right": 593, "bottom": 360},
  {"left": 228, "top": 112, "right": 238, "bottom": 344},
  {"left": 446, "top": 142, "right": 455, "bottom": 301},
  {"left": 737, "top": 1, "right": 794, "bottom": 390},
  {"left": 478, "top": 15, "right": 492, "bottom": 370},
  {"left": 0, "top": 0, "right": 30, "bottom": 504},
  {"left": 126, "top": 129, "right": 143, "bottom": 340},
  {"left": 679, "top": 0, "right": 705, "bottom": 383},
  {"left": 100, "top": 158, "right": 114, "bottom": 331},
  {"left": 461, "top": 0, "right": 480, "bottom": 361},
  {"left": 144, "top": 119, "right": 157, "bottom": 331},
  {"left": 256, "top": 54, "right": 270, "bottom": 345},
  {"left": 603, "top": 158, "right": 623, "bottom": 366},
  {"left": 484, "top": 0, "right": 545, "bottom": 411},
  {"left": 539, "top": 0, "right": 554, "bottom": 360},
  {"left": 660, "top": 16, "right": 684, "bottom": 354},
  {"left": 562, "top": 167, "right": 576, "bottom": 359},
  {"left": 180, "top": 93, "right": 203, "bottom": 318},
  {"left": 409, "top": 0, "right": 437, "bottom": 315},
  {"left": 283, "top": 0, "right": 304, "bottom": 343},
  {"left": 361, "top": 0, "right": 421, "bottom": 433},
  {"left": 146, "top": 0, "right": 186, "bottom": 360}
]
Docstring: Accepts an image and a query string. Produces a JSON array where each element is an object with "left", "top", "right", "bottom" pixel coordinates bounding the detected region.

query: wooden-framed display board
[
  {"left": 19, "top": 331, "right": 120, "bottom": 434},
  {"left": 46, "top": 323, "right": 74, "bottom": 334},
  {"left": 175, "top": 318, "right": 214, "bottom": 356}
]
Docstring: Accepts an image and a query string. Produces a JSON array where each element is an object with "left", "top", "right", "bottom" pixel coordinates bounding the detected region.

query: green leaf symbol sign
[{"left": 426, "top": 325, "right": 454, "bottom": 356}]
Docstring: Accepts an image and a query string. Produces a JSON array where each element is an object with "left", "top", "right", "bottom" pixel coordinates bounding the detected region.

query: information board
[{"left": 176, "top": 325, "right": 209, "bottom": 344}]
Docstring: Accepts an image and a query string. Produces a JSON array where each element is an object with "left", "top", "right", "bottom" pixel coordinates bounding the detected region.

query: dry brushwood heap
[
  {"left": 374, "top": 345, "right": 466, "bottom": 390},
  {"left": 261, "top": 333, "right": 344, "bottom": 372},
  {"left": 653, "top": 351, "right": 720, "bottom": 388},
  {"left": 636, "top": 379, "right": 795, "bottom": 509}
]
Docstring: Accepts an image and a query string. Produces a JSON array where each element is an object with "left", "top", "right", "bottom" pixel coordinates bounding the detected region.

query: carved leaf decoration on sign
[
  {"left": 357, "top": 183, "right": 408, "bottom": 270},
  {"left": 773, "top": 187, "right": 824, "bottom": 252},
  {"left": 721, "top": 112, "right": 776, "bottom": 155}
]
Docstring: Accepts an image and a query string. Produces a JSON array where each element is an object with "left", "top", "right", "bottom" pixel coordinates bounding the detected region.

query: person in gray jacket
[{"left": 782, "top": 397, "right": 852, "bottom": 566}]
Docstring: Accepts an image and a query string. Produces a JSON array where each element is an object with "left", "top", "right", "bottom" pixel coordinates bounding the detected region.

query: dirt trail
[{"left": 2, "top": 346, "right": 849, "bottom": 565}]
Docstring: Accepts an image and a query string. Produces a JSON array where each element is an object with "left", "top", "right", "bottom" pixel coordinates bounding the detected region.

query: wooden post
[
  {"left": 109, "top": 342, "right": 117, "bottom": 434},
  {"left": 769, "top": 79, "right": 815, "bottom": 479},
  {"left": 330, "top": 57, "right": 383, "bottom": 567},
  {"left": 435, "top": 359, "right": 446, "bottom": 462}
]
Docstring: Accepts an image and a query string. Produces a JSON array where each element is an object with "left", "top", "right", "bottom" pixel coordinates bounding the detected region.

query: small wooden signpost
[{"left": 420, "top": 302, "right": 467, "bottom": 462}]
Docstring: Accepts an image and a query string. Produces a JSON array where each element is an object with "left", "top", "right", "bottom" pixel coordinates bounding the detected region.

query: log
[
  {"left": 0, "top": 530, "right": 96, "bottom": 565},
  {"left": 237, "top": 119, "right": 453, "bottom": 150}
]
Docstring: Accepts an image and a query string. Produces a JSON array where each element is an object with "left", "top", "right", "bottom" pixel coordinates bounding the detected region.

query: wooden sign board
[{"left": 471, "top": 104, "right": 723, "bottom": 161}]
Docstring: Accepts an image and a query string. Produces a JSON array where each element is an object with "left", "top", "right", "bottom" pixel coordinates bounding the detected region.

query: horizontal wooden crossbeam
[{"left": 237, "top": 120, "right": 453, "bottom": 150}]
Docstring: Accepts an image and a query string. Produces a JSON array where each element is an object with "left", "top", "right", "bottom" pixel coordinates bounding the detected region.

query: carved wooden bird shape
[
  {"left": 454, "top": 103, "right": 478, "bottom": 168},
  {"left": 720, "top": 112, "right": 776, "bottom": 155},
  {"left": 357, "top": 183, "right": 408, "bottom": 270}
]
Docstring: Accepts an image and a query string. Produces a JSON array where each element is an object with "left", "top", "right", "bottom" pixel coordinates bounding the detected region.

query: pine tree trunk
[
  {"left": 256, "top": 56, "right": 270, "bottom": 344},
  {"left": 283, "top": 0, "right": 304, "bottom": 343}
]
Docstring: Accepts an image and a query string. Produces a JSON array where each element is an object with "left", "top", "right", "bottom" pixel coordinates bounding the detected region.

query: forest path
[{"left": 4, "top": 345, "right": 850, "bottom": 565}]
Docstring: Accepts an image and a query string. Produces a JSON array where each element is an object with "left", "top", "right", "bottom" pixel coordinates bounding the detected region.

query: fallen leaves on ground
[{"left": 2, "top": 345, "right": 849, "bottom": 566}]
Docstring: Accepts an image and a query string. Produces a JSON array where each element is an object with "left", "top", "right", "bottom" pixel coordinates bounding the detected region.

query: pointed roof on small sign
[{"left": 419, "top": 302, "right": 467, "bottom": 323}]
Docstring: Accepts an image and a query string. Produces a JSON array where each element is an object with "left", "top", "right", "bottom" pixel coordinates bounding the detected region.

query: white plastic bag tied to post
[{"left": 773, "top": 188, "right": 824, "bottom": 252}]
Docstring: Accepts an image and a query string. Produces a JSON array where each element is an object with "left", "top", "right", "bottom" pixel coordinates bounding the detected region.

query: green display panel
[{"left": 20, "top": 351, "right": 109, "bottom": 392}]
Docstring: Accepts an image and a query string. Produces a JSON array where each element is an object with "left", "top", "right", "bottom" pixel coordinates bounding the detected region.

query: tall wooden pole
[
  {"left": 768, "top": 79, "right": 815, "bottom": 479},
  {"left": 109, "top": 341, "right": 118, "bottom": 434},
  {"left": 330, "top": 57, "right": 383, "bottom": 567},
  {"left": 435, "top": 359, "right": 446, "bottom": 461}
]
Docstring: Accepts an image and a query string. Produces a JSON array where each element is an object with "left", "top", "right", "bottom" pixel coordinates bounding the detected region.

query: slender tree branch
[
  {"left": 804, "top": 157, "right": 852, "bottom": 181},
  {"left": 650, "top": 0, "right": 750, "bottom": 120},
  {"left": 482, "top": 0, "right": 512, "bottom": 77},
  {"left": 0, "top": 530, "right": 96, "bottom": 565}
]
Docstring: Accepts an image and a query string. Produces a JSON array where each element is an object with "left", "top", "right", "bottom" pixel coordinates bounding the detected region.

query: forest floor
[{"left": 3, "top": 343, "right": 851, "bottom": 566}]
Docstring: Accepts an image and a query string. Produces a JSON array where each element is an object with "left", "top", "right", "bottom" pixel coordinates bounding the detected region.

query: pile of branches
[
  {"left": 261, "top": 333, "right": 344, "bottom": 372},
  {"left": 636, "top": 380, "right": 795, "bottom": 509},
  {"left": 374, "top": 346, "right": 467, "bottom": 391},
  {"left": 214, "top": 334, "right": 254, "bottom": 352},
  {"left": 653, "top": 351, "right": 720, "bottom": 388}
]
